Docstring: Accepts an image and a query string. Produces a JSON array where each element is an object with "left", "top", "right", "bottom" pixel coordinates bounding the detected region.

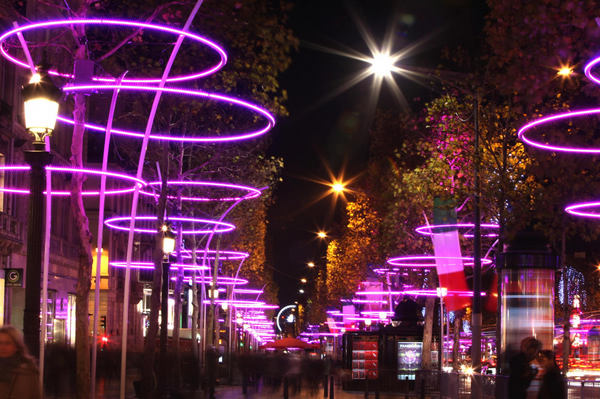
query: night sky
[{"left": 266, "top": 0, "right": 487, "bottom": 307}]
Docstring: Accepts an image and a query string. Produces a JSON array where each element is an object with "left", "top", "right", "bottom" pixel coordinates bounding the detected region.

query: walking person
[
  {"left": 0, "top": 325, "right": 42, "bottom": 399},
  {"left": 508, "top": 336, "right": 542, "bottom": 399},
  {"left": 537, "top": 350, "right": 566, "bottom": 399}
]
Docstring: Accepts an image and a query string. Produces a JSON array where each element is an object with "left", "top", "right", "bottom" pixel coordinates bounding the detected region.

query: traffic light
[{"left": 100, "top": 315, "right": 106, "bottom": 332}]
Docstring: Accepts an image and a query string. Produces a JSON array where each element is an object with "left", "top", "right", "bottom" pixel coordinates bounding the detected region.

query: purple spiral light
[
  {"left": 402, "top": 289, "right": 486, "bottom": 297},
  {"left": 354, "top": 289, "right": 485, "bottom": 297},
  {"left": 0, "top": 165, "right": 145, "bottom": 196},
  {"left": 361, "top": 311, "right": 394, "bottom": 316},
  {"left": 176, "top": 249, "right": 249, "bottom": 261},
  {"left": 110, "top": 261, "right": 209, "bottom": 271},
  {"left": 140, "top": 181, "right": 261, "bottom": 202},
  {"left": 0, "top": 19, "right": 227, "bottom": 83},
  {"left": 387, "top": 255, "right": 493, "bottom": 268},
  {"left": 517, "top": 108, "right": 600, "bottom": 154},
  {"left": 584, "top": 56, "right": 600, "bottom": 86},
  {"left": 60, "top": 85, "right": 275, "bottom": 143},
  {"left": 415, "top": 223, "right": 499, "bottom": 238},
  {"left": 233, "top": 288, "right": 264, "bottom": 295},
  {"left": 564, "top": 201, "right": 600, "bottom": 218},
  {"left": 352, "top": 299, "right": 388, "bottom": 304},
  {"left": 203, "top": 299, "right": 277, "bottom": 309},
  {"left": 177, "top": 276, "right": 248, "bottom": 285},
  {"left": 104, "top": 215, "right": 235, "bottom": 235}
]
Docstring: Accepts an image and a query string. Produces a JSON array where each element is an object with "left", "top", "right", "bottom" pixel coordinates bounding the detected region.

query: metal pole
[
  {"left": 159, "top": 258, "right": 171, "bottom": 395},
  {"left": 471, "top": 92, "right": 482, "bottom": 398},
  {"left": 91, "top": 75, "right": 124, "bottom": 398},
  {"left": 40, "top": 137, "right": 51, "bottom": 386},
  {"left": 118, "top": 2, "right": 204, "bottom": 397},
  {"left": 439, "top": 298, "right": 443, "bottom": 369},
  {"left": 23, "top": 143, "right": 52, "bottom": 359},
  {"left": 562, "top": 230, "right": 570, "bottom": 373}
]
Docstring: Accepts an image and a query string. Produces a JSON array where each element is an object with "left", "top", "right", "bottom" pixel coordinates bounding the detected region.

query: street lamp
[
  {"left": 307, "top": 261, "right": 315, "bottom": 268},
  {"left": 22, "top": 68, "right": 60, "bottom": 358},
  {"left": 331, "top": 181, "right": 346, "bottom": 194},
  {"left": 161, "top": 223, "right": 176, "bottom": 255},
  {"left": 300, "top": 278, "right": 307, "bottom": 284},
  {"left": 317, "top": 231, "right": 328, "bottom": 239},
  {"left": 159, "top": 223, "right": 175, "bottom": 394}
]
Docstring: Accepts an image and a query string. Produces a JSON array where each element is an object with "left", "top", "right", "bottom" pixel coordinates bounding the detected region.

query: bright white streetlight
[
  {"left": 22, "top": 70, "right": 61, "bottom": 143},
  {"left": 368, "top": 52, "right": 395, "bottom": 78},
  {"left": 161, "top": 224, "right": 176, "bottom": 255}
]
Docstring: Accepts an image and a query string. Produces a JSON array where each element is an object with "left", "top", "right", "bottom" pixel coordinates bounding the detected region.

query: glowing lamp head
[
  {"left": 307, "top": 262, "right": 315, "bottom": 268},
  {"left": 557, "top": 65, "right": 573, "bottom": 77},
  {"left": 331, "top": 181, "right": 346, "bottom": 194},
  {"left": 22, "top": 68, "right": 61, "bottom": 143},
  {"left": 300, "top": 278, "right": 307, "bottom": 284},
  {"left": 317, "top": 231, "right": 327, "bottom": 239},
  {"left": 298, "top": 289, "right": 305, "bottom": 294},
  {"left": 368, "top": 52, "right": 394, "bottom": 78},
  {"left": 161, "top": 224, "right": 176, "bottom": 255}
]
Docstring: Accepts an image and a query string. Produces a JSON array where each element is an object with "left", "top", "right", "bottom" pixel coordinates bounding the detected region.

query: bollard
[
  {"left": 329, "top": 375, "right": 335, "bottom": 399},
  {"left": 283, "top": 376, "right": 289, "bottom": 399},
  {"left": 324, "top": 375, "right": 328, "bottom": 398},
  {"left": 364, "top": 379, "right": 369, "bottom": 399}
]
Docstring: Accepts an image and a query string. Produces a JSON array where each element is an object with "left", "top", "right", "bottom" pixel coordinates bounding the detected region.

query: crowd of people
[{"left": 0, "top": 323, "right": 576, "bottom": 399}]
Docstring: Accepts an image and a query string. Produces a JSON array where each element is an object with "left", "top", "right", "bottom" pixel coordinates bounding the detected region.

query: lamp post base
[{"left": 23, "top": 145, "right": 52, "bottom": 358}]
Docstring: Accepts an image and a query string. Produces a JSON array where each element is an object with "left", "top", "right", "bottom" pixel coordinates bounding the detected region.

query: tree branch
[{"left": 95, "top": 1, "right": 188, "bottom": 62}]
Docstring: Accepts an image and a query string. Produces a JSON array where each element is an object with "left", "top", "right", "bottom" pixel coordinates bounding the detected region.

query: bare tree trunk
[
  {"left": 141, "top": 149, "right": 169, "bottom": 399},
  {"left": 172, "top": 143, "right": 184, "bottom": 389},
  {"left": 452, "top": 313, "right": 461, "bottom": 371},
  {"left": 191, "top": 232, "right": 199, "bottom": 382},
  {"left": 71, "top": 43, "right": 93, "bottom": 399},
  {"left": 421, "top": 296, "right": 435, "bottom": 369},
  {"left": 69, "top": 5, "right": 94, "bottom": 397},
  {"left": 207, "top": 239, "right": 221, "bottom": 347}
]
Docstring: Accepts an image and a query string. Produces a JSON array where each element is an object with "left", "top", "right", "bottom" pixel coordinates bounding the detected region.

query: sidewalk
[{"left": 74, "top": 381, "right": 424, "bottom": 399}]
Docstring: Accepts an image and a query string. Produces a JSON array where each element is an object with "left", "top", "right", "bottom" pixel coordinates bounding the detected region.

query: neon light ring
[
  {"left": 517, "top": 108, "right": 600, "bottom": 154},
  {"left": 0, "top": 19, "right": 227, "bottom": 83},
  {"left": 415, "top": 223, "right": 499, "bottom": 238},
  {"left": 110, "top": 261, "right": 209, "bottom": 271},
  {"left": 175, "top": 249, "right": 249, "bottom": 261},
  {"left": 104, "top": 216, "right": 235, "bottom": 235},
  {"left": 0, "top": 165, "right": 145, "bottom": 196},
  {"left": 584, "top": 55, "right": 600, "bottom": 86},
  {"left": 565, "top": 201, "right": 600, "bottom": 219},
  {"left": 203, "top": 300, "right": 278, "bottom": 309},
  {"left": 176, "top": 276, "right": 248, "bottom": 285},
  {"left": 139, "top": 181, "right": 261, "bottom": 202},
  {"left": 402, "top": 289, "right": 486, "bottom": 297},
  {"left": 60, "top": 85, "right": 275, "bottom": 143},
  {"left": 387, "top": 255, "right": 493, "bottom": 267}
]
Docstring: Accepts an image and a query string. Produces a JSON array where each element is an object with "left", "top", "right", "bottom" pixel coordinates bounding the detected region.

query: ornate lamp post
[
  {"left": 21, "top": 68, "right": 60, "bottom": 358},
  {"left": 159, "top": 222, "right": 175, "bottom": 395}
]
